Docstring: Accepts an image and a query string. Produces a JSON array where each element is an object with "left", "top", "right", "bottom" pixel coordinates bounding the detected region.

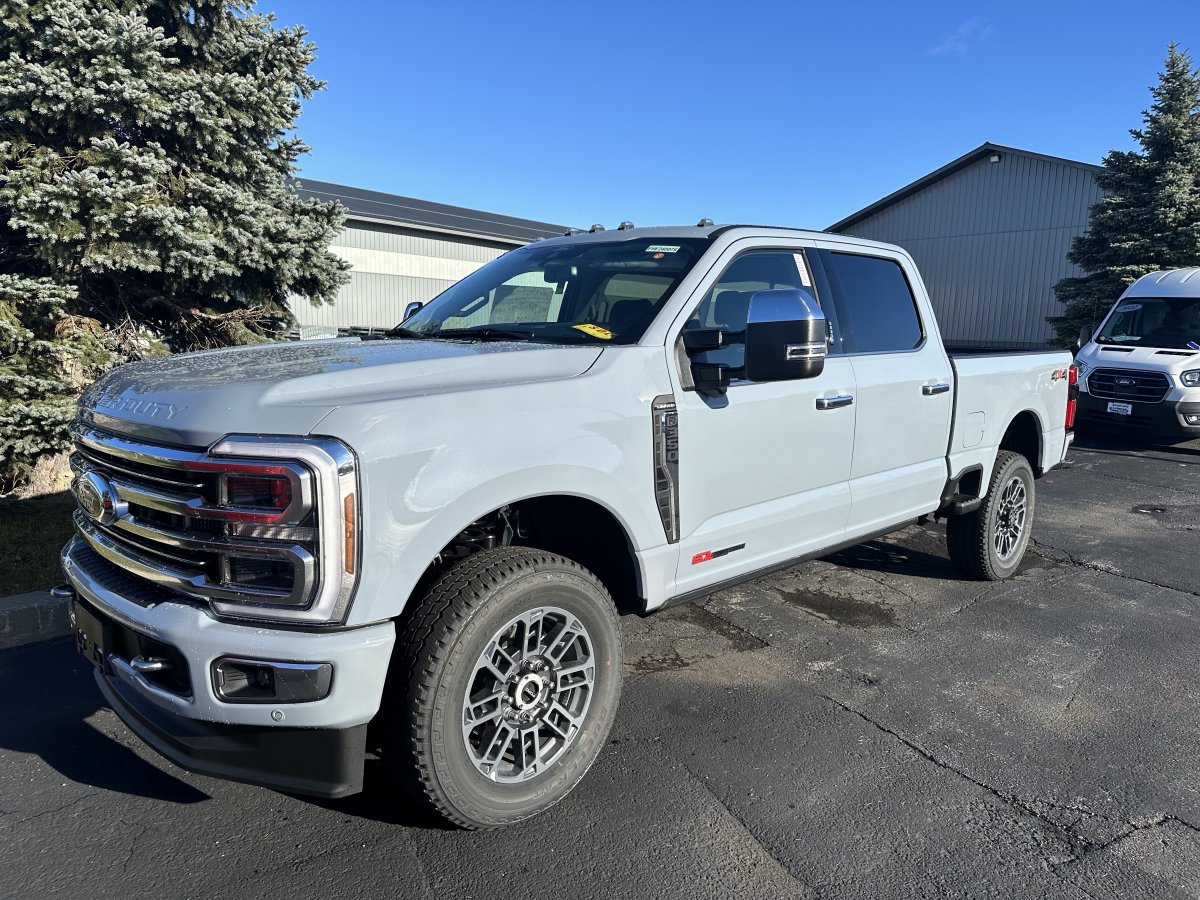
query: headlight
[
  {"left": 1073, "top": 359, "right": 1089, "bottom": 378},
  {"left": 207, "top": 435, "right": 360, "bottom": 625},
  {"left": 1182, "top": 369, "right": 1200, "bottom": 387}
]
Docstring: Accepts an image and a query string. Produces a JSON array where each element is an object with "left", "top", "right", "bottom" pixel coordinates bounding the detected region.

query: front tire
[
  {"left": 390, "top": 547, "right": 622, "bottom": 829},
  {"left": 947, "top": 450, "right": 1036, "bottom": 581}
]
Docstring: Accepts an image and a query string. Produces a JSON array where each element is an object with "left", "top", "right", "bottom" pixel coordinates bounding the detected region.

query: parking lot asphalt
[{"left": 2, "top": 431, "right": 1199, "bottom": 900}]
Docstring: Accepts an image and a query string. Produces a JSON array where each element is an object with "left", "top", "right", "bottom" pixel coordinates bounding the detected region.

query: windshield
[
  {"left": 399, "top": 239, "right": 710, "bottom": 345},
  {"left": 1096, "top": 297, "right": 1200, "bottom": 350}
]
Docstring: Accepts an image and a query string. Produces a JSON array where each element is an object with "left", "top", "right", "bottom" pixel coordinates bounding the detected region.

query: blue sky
[{"left": 276, "top": 1, "right": 1198, "bottom": 230}]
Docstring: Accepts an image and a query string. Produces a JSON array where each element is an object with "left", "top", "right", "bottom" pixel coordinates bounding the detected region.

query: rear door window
[{"left": 821, "top": 251, "right": 923, "bottom": 354}]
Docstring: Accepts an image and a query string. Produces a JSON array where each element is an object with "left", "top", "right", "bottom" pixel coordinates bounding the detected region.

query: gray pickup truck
[{"left": 60, "top": 224, "right": 1075, "bottom": 828}]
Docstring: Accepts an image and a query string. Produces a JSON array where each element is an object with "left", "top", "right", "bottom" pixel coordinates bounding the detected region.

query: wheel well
[
  {"left": 999, "top": 411, "right": 1043, "bottom": 474},
  {"left": 415, "top": 496, "right": 642, "bottom": 614}
]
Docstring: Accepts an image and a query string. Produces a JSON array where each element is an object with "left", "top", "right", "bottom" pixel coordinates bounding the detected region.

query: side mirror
[
  {"left": 1075, "top": 324, "right": 1092, "bottom": 352},
  {"left": 691, "top": 363, "right": 732, "bottom": 396},
  {"left": 403, "top": 301, "right": 423, "bottom": 321},
  {"left": 682, "top": 328, "right": 731, "bottom": 352},
  {"left": 743, "top": 290, "right": 827, "bottom": 382}
]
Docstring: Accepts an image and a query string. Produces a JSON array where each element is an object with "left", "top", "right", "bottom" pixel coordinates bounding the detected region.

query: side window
[
  {"left": 822, "top": 252, "right": 923, "bottom": 354},
  {"left": 687, "top": 250, "right": 824, "bottom": 370}
]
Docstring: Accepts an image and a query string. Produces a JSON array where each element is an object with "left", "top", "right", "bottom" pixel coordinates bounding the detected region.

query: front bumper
[
  {"left": 98, "top": 666, "right": 368, "bottom": 797},
  {"left": 62, "top": 536, "right": 396, "bottom": 796},
  {"left": 1078, "top": 392, "right": 1200, "bottom": 438}
]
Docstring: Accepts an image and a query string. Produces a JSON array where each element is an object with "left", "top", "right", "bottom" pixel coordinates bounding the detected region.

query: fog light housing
[
  {"left": 227, "top": 556, "right": 296, "bottom": 592},
  {"left": 213, "top": 658, "right": 333, "bottom": 704},
  {"left": 1185, "top": 414, "right": 1200, "bottom": 425}
]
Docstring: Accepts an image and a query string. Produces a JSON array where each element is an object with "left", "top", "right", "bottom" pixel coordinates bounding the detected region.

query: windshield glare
[
  {"left": 1096, "top": 297, "right": 1200, "bottom": 350},
  {"left": 400, "top": 239, "right": 709, "bottom": 345}
]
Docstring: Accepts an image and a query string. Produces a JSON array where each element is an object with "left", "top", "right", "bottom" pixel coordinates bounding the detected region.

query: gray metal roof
[
  {"left": 829, "top": 142, "right": 1103, "bottom": 233},
  {"left": 297, "top": 178, "right": 570, "bottom": 246}
]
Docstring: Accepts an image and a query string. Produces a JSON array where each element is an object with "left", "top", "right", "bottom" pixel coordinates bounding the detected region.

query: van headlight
[
  {"left": 1073, "top": 359, "right": 1089, "bottom": 378},
  {"left": 1182, "top": 369, "right": 1200, "bottom": 387}
]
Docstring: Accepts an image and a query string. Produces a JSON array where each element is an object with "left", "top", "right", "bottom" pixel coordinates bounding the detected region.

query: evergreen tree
[
  {"left": 1050, "top": 43, "right": 1200, "bottom": 347},
  {"left": 0, "top": 0, "right": 348, "bottom": 490}
]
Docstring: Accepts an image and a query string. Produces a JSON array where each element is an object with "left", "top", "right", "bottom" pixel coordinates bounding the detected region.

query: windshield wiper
[
  {"left": 382, "top": 325, "right": 429, "bottom": 339},
  {"left": 435, "top": 327, "right": 553, "bottom": 343}
]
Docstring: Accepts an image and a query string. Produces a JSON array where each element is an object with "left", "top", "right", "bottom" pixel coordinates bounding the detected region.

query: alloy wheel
[{"left": 461, "top": 606, "right": 595, "bottom": 782}]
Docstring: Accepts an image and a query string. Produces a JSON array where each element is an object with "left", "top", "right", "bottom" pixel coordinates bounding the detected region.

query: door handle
[
  {"left": 816, "top": 394, "right": 854, "bottom": 410},
  {"left": 922, "top": 383, "right": 951, "bottom": 396}
]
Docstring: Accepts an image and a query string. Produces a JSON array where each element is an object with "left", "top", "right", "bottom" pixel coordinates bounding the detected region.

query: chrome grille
[
  {"left": 1085, "top": 368, "right": 1171, "bottom": 404},
  {"left": 69, "top": 424, "right": 317, "bottom": 609}
]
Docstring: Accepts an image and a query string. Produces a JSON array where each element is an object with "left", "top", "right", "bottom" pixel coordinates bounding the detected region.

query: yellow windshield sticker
[{"left": 573, "top": 323, "right": 614, "bottom": 340}]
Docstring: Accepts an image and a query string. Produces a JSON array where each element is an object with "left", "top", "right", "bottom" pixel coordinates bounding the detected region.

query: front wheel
[
  {"left": 389, "top": 547, "right": 622, "bottom": 829},
  {"left": 947, "top": 450, "right": 1036, "bottom": 581}
]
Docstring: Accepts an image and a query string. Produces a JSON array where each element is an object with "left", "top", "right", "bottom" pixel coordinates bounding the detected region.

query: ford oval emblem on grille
[
  {"left": 1115, "top": 377, "right": 1136, "bottom": 386},
  {"left": 76, "top": 471, "right": 123, "bottom": 525}
]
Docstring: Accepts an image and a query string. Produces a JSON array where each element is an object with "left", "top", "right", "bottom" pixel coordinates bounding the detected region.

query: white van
[{"left": 1074, "top": 268, "right": 1200, "bottom": 439}]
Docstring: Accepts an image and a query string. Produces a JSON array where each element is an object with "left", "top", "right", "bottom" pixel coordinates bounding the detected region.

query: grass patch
[{"left": 0, "top": 491, "right": 76, "bottom": 595}]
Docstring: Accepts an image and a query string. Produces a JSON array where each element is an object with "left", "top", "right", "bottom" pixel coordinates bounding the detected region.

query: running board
[{"left": 657, "top": 518, "right": 926, "bottom": 611}]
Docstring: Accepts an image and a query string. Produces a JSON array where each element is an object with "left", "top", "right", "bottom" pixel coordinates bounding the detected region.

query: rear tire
[
  {"left": 947, "top": 450, "right": 1036, "bottom": 581},
  {"left": 389, "top": 547, "right": 622, "bottom": 829}
]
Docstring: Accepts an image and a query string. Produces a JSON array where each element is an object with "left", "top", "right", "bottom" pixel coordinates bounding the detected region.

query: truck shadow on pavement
[
  {"left": 303, "top": 760, "right": 457, "bottom": 829},
  {"left": 1072, "top": 428, "right": 1200, "bottom": 457},
  {"left": 0, "top": 639, "right": 209, "bottom": 806},
  {"left": 823, "top": 531, "right": 960, "bottom": 581}
]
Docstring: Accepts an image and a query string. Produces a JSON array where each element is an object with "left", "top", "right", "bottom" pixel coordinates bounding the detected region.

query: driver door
[{"left": 668, "top": 242, "right": 857, "bottom": 595}]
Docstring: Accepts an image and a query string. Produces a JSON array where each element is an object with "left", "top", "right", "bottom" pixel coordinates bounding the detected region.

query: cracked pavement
[{"left": 2, "top": 431, "right": 1199, "bottom": 898}]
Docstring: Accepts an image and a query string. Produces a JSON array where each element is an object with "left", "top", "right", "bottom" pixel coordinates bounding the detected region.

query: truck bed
[{"left": 947, "top": 349, "right": 1073, "bottom": 477}]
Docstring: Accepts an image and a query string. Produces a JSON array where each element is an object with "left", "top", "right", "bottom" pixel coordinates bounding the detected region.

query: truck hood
[
  {"left": 1077, "top": 343, "right": 1200, "bottom": 376},
  {"left": 80, "top": 338, "right": 604, "bottom": 448}
]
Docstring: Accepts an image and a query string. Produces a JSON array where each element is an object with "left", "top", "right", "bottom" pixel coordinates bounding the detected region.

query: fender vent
[{"left": 651, "top": 395, "right": 680, "bottom": 544}]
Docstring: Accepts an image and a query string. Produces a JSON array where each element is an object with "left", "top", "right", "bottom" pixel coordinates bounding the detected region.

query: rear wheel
[
  {"left": 390, "top": 547, "right": 622, "bottom": 829},
  {"left": 947, "top": 450, "right": 1036, "bottom": 581}
]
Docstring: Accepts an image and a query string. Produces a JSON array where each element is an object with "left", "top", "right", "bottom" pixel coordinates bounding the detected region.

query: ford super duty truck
[{"left": 59, "top": 224, "right": 1076, "bottom": 829}]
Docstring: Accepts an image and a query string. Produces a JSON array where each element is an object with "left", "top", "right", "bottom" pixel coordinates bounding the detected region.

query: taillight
[{"left": 1065, "top": 364, "right": 1079, "bottom": 430}]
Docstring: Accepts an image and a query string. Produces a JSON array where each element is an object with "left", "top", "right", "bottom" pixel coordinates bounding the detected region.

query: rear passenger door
[{"left": 816, "top": 248, "right": 954, "bottom": 536}]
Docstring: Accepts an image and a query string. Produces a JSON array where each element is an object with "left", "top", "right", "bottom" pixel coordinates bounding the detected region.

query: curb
[{"left": 0, "top": 589, "right": 72, "bottom": 651}]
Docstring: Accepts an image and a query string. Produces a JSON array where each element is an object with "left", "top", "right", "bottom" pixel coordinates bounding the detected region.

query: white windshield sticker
[
  {"left": 1116, "top": 303, "right": 1142, "bottom": 312},
  {"left": 645, "top": 245, "right": 680, "bottom": 253}
]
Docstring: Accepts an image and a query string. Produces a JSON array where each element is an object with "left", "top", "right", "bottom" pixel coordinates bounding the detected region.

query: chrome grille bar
[{"left": 74, "top": 515, "right": 300, "bottom": 605}]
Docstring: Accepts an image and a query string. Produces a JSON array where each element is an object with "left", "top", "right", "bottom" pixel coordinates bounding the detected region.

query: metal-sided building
[
  {"left": 291, "top": 179, "right": 567, "bottom": 335},
  {"left": 830, "top": 143, "right": 1104, "bottom": 349}
]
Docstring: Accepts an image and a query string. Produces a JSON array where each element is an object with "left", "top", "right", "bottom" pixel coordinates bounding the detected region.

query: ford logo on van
[{"left": 1115, "top": 377, "right": 1136, "bottom": 386}]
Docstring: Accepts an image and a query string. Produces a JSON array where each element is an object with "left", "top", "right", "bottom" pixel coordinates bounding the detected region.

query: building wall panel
[
  {"left": 842, "top": 153, "right": 1104, "bottom": 348},
  {"left": 290, "top": 220, "right": 514, "bottom": 331}
]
